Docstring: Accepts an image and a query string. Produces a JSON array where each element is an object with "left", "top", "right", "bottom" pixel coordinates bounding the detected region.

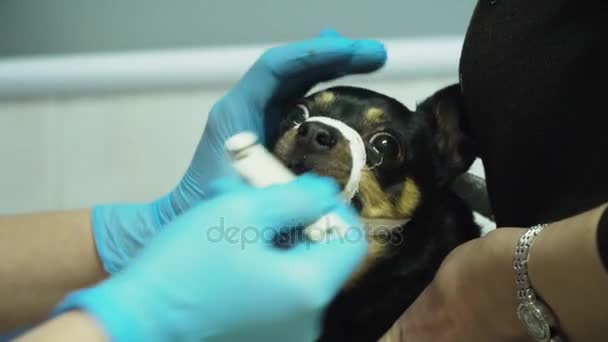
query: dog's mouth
[
  {"left": 273, "top": 117, "right": 363, "bottom": 201},
  {"left": 279, "top": 151, "right": 353, "bottom": 193},
  {"left": 285, "top": 158, "right": 313, "bottom": 175},
  {"left": 284, "top": 156, "right": 346, "bottom": 180}
]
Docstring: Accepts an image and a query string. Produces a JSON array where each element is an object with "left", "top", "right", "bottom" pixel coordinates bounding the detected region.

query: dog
[{"left": 267, "top": 84, "right": 482, "bottom": 342}]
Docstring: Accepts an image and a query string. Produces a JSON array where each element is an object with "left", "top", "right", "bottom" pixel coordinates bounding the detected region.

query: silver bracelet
[{"left": 513, "top": 224, "right": 566, "bottom": 342}]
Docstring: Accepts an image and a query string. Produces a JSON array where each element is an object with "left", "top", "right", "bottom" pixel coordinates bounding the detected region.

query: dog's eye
[
  {"left": 370, "top": 132, "right": 401, "bottom": 164},
  {"left": 292, "top": 104, "right": 310, "bottom": 125}
]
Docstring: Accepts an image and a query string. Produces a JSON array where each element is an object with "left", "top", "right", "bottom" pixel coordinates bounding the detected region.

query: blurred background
[{"left": 0, "top": 0, "right": 478, "bottom": 215}]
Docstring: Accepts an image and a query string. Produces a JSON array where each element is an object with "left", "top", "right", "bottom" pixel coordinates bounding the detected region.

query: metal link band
[
  {"left": 513, "top": 224, "right": 547, "bottom": 301},
  {"left": 513, "top": 224, "right": 568, "bottom": 342}
]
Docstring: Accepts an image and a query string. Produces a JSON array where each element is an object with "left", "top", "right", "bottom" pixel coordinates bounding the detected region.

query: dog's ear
[{"left": 417, "top": 83, "right": 476, "bottom": 186}]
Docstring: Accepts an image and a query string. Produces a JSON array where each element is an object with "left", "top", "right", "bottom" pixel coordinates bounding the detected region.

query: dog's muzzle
[
  {"left": 294, "top": 115, "right": 366, "bottom": 202},
  {"left": 294, "top": 111, "right": 410, "bottom": 233}
]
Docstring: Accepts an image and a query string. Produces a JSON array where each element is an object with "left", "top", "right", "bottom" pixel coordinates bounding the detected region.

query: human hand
[
  {"left": 165, "top": 29, "right": 387, "bottom": 217},
  {"left": 91, "top": 30, "right": 386, "bottom": 274},
  {"left": 54, "top": 174, "right": 368, "bottom": 342},
  {"left": 378, "top": 228, "right": 535, "bottom": 342}
]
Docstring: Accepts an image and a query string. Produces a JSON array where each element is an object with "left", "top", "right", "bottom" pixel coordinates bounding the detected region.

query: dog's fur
[{"left": 268, "top": 84, "right": 481, "bottom": 342}]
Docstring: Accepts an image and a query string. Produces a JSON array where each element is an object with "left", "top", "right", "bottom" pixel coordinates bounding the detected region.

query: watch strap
[
  {"left": 513, "top": 224, "right": 547, "bottom": 302},
  {"left": 513, "top": 224, "right": 567, "bottom": 342}
]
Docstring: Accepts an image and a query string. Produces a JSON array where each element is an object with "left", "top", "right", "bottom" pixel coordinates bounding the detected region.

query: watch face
[{"left": 517, "top": 303, "right": 550, "bottom": 341}]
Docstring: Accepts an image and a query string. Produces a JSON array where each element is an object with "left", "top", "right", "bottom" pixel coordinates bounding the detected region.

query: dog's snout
[{"left": 297, "top": 121, "right": 337, "bottom": 150}]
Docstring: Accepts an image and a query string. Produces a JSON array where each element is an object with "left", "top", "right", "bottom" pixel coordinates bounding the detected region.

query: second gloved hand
[
  {"left": 92, "top": 30, "right": 386, "bottom": 274},
  {"left": 54, "top": 174, "right": 368, "bottom": 342}
]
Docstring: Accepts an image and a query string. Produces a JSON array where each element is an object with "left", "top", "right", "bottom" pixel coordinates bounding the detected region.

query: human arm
[
  {"left": 14, "top": 175, "right": 368, "bottom": 342},
  {"left": 13, "top": 310, "right": 106, "bottom": 342},
  {"left": 379, "top": 202, "right": 608, "bottom": 342},
  {"left": 0, "top": 210, "right": 106, "bottom": 332},
  {"left": 525, "top": 203, "right": 608, "bottom": 341}
]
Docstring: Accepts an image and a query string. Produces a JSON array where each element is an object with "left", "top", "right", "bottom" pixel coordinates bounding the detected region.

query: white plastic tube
[{"left": 225, "top": 131, "right": 349, "bottom": 241}]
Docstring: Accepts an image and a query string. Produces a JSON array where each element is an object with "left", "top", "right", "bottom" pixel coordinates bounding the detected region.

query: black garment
[
  {"left": 599, "top": 209, "right": 608, "bottom": 270},
  {"left": 459, "top": 0, "right": 608, "bottom": 269}
]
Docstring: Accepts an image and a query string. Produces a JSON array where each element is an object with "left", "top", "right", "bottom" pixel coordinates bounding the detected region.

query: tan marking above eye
[
  {"left": 364, "top": 107, "right": 386, "bottom": 125},
  {"left": 314, "top": 91, "right": 335, "bottom": 108}
]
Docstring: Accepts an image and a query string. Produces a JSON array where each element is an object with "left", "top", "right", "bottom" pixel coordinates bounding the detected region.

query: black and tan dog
[{"left": 268, "top": 84, "right": 482, "bottom": 342}]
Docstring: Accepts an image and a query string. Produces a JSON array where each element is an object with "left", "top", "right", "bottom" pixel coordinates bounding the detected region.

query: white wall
[
  {"left": 0, "top": 88, "right": 213, "bottom": 214},
  {"left": 0, "top": 0, "right": 477, "bottom": 58}
]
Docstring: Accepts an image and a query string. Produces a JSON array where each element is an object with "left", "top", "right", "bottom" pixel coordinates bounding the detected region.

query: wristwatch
[{"left": 513, "top": 224, "right": 566, "bottom": 342}]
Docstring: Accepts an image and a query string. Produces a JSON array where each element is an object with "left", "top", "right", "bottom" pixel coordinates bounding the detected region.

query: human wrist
[
  {"left": 527, "top": 203, "right": 608, "bottom": 341},
  {"left": 596, "top": 205, "right": 608, "bottom": 271},
  {"left": 14, "top": 310, "right": 107, "bottom": 342},
  {"left": 91, "top": 200, "right": 164, "bottom": 274},
  {"left": 153, "top": 172, "right": 208, "bottom": 226},
  {"left": 52, "top": 279, "right": 170, "bottom": 342},
  {"left": 476, "top": 228, "right": 534, "bottom": 340}
]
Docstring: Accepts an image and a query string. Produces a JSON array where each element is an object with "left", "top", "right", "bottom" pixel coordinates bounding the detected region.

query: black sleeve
[{"left": 597, "top": 206, "right": 608, "bottom": 272}]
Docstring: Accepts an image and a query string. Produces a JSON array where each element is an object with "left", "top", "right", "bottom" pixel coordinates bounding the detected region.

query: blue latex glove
[
  {"left": 92, "top": 30, "right": 386, "bottom": 274},
  {"left": 54, "top": 175, "right": 368, "bottom": 342}
]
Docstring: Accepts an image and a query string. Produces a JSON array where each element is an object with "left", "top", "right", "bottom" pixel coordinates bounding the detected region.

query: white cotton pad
[{"left": 303, "top": 116, "right": 367, "bottom": 202}]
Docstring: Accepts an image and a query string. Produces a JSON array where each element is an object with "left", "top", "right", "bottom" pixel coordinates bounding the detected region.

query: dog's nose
[{"left": 297, "top": 121, "right": 337, "bottom": 150}]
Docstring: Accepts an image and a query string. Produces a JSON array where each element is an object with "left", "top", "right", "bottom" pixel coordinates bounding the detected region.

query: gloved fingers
[
  {"left": 204, "top": 177, "right": 250, "bottom": 197},
  {"left": 318, "top": 27, "right": 342, "bottom": 38},
  {"left": 263, "top": 35, "right": 387, "bottom": 78},
  {"left": 277, "top": 204, "right": 368, "bottom": 290},
  {"left": 236, "top": 32, "right": 386, "bottom": 108}
]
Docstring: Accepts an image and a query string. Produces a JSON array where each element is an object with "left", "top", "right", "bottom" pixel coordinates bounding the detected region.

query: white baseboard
[{"left": 0, "top": 36, "right": 463, "bottom": 98}]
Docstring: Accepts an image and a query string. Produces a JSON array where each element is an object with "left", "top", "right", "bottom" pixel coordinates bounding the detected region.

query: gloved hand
[
  {"left": 54, "top": 174, "right": 368, "bottom": 342},
  {"left": 92, "top": 30, "right": 386, "bottom": 274}
]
